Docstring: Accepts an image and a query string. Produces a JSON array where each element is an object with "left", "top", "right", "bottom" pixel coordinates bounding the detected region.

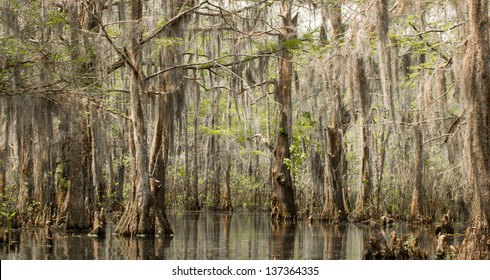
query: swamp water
[{"left": 0, "top": 212, "right": 464, "bottom": 260}]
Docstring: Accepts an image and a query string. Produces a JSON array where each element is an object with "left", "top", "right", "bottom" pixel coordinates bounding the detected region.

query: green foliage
[
  {"left": 252, "top": 40, "right": 279, "bottom": 53},
  {"left": 285, "top": 112, "right": 316, "bottom": 178},
  {"left": 0, "top": 183, "right": 17, "bottom": 229},
  {"left": 283, "top": 157, "right": 292, "bottom": 170},
  {"left": 154, "top": 37, "right": 184, "bottom": 50},
  {"left": 0, "top": 210, "right": 16, "bottom": 230},
  {"left": 106, "top": 25, "right": 122, "bottom": 38},
  {"left": 199, "top": 125, "right": 232, "bottom": 137},
  {"left": 367, "top": 30, "right": 378, "bottom": 55},
  {"left": 47, "top": 9, "right": 68, "bottom": 25},
  {"left": 230, "top": 173, "right": 266, "bottom": 211},
  {"left": 1, "top": 38, "right": 30, "bottom": 57},
  {"left": 156, "top": 18, "right": 167, "bottom": 29},
  {"left": 0, "top": 210, "right": 16, "bottom": 220},
  {"left": 51, "top": 163, "right": 69, "bottom": 190},
  {"left": 301, "top": 32, "right": 315, "bottom": 44},
  {"left": 283, "top": 38, "right": 302, "bottom": 50},
  {"left": 26, "top": 201, "right": 40, "bottom": 213},
  {"left": 251, "top": 150, "right": 266, "bottom": 156}
]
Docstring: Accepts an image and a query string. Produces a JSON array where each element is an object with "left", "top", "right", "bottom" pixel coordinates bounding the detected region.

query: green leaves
[
  {"left": 47, "top": 9, "right": 68, "bottom": 26},
  {"left": 156, "top": 18, "right": 167, "bottom": 29},
  {"left": 283, "top": 38, "right": 302, "bottom": 50},
  {"left": 199, "top": 125, "right": 232, "bottom": 137},
  {"left": 252, "top": 40, "right": 279, "bottom": 53},
  {"left": 0, "top": 210, "right": 16, "bottom": 220}
]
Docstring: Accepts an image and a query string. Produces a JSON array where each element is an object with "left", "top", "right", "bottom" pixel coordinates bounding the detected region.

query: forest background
[{"left": 0, "top": 0, "right": 489, "bottom": 259}]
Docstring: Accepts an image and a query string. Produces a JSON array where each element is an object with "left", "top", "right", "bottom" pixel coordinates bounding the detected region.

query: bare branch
[
  {"left": 407, "top": 22, "right": 466, "bottom": 37},
  {"left": 80, "top": 1, "right": 138, "bottom": 74},
  {"left": 146, "top": 51, "right": 281, "bottom": 81},
  {"left": 140, "top": 1, "right": 209, "bottom": 45},
  {"left": 247, "top": 133, "right": 274, "bottom": 152}
]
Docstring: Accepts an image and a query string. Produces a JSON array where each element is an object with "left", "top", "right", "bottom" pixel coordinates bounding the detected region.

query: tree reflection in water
[
  {"left": 270, "top": 221, "right": 296, "bottom": 259},
  {"left": 0, "top": 212, "right": 464, "bottom": 259}
]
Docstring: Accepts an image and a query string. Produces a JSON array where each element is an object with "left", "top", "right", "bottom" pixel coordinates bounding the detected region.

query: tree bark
[
  {"left": 272, "top": 0, "right": 297, "bottom": 219},
  {"left": 319, "top": 3, "right": 350, "bottom": 222},
  {"left": 410, "top": 119, "right": 423, "bottom": 220},
  {"left": 189, "top": 70, "right": 201, "bottom": 210},
  {"left": 352, "top": 55, "right": 372, "bottom": 217},
  {"left": 222, "top": 93, "right": 233, "bottom": 211},
  {"left": 376, "top": 0, "right": 396, "bottom": 124},
  {"left": 0, "top": 97, "right": 8, "bottom": 196},
  {"left": 114, "top": 0, "right": 172, "bottom": 236},
  {"left": 321, "top": 91, "right": 349, "bottom": 222},
  {"left": 410, "top": 82, "right": 424, "bottom": 221},
  {"left": 458, "top": 0, "right": 490, "bottom": 260},
  {"left": 61, "top": 98, "right": 92, "bottom": 231}
]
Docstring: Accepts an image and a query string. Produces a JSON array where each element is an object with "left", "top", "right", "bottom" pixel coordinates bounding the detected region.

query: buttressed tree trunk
[
  {"left": 458, "top": 0, "right": 490, "bottom": 260},
  {"left": 114, "top": 0, "right": 172, "bottom": 236},
  {"left": 272, "top": 0, "right": 297, "bottom": 219}
]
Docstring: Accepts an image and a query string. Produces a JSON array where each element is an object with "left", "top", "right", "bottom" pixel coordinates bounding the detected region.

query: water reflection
[
  {"left": 270, "top": 221, "right": 296, "bottom": 259},
  {"left": 0, "top": 212, "right": 464, "bottom": 260}
]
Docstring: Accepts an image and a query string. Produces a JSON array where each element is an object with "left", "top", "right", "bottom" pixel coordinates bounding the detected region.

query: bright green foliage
[
  {"left": 0, "top": 184, "right": 17, "bottom": 228},
  {"left": 156, "top": 18, "right": 167, "bottom": 29},
  {"left": 285, "top": 111, "right": 316, "bottom": 179},
  {"left": 47, "top": 9, "right": 68, "bottom": 25},
  {"left": 199, "top": 125, "right": 232, "bottom": 137},
  {"left": 283, "top": 38, "right": 302, "bottom": 50}
]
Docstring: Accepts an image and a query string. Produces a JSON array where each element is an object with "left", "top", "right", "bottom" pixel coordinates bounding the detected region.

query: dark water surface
[{"left": 0, "top": 212, "right": 464, "bottom": 260}]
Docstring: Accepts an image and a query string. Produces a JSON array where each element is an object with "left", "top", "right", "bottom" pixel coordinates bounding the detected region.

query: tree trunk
[
  {"left": 352, "top": 55, "right": 372, "bottom": 217},
  {"left": 114, "top": 0, "right": 172, "bottom": 236},
  {"left": 148, "top": 94, "right": 173, "bottom": 235},
  {"left": 189, "top": 70, "right": 201, "bottom": 210},
  {"left": 0, "top": 97, "right": 8, "bottom": 196},
  {"left": 458, "top": 0, "right": 490, "bottom": 260},
  {"left": 222, "top": 94, "right": 233, "bottom": 211},
  {"left": 410, "top": 120, "right": 423, "bottom": 220},
  {"left": 15, "top": 97, "right": 33, "bottom": 224},
  {"left": 321, "top": 91, "right": 349, "bottom": 222},
  {"left": 272, "top": 0, "right": 297, "bottom": 219},
  {"left": 208, "top": 81, "right": 221, "bottom": 211},
  {"left": 32, "top": 97, "right": 54, "bottom": 225},
  {"left": 376, "top": 0, "right": 395, "bottom": 124},
  {"left": 61, "top": 99, "right": 92, "bottom": 231},
  {"left": 410, "top": 83, "right": 424, "bottom": 222}
]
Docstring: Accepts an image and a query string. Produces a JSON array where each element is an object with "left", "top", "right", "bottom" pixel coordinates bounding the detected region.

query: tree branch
[
  {"left": 247, "top": 133, "right": 274, "bottom": 152},
  {"left": 140, "top": 1, "right": 209, "bottom": 45},
  {"left": 146, "top": 51, "right": 280, "bottom": 81},
  {"left": 408, "top": 22, "right": 466, "bottom": 37},
  {"left": 80, "top": 1, "right": 138, "bottom": 74}
]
